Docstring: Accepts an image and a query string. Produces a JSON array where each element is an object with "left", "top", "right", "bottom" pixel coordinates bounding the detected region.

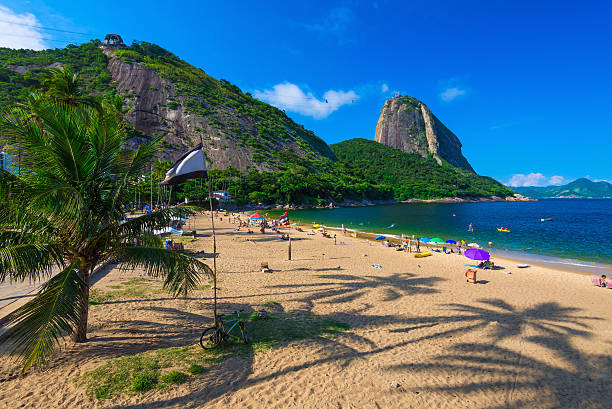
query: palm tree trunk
[{"left": 71, "top": 266, "right": 91, "bottom": 343}]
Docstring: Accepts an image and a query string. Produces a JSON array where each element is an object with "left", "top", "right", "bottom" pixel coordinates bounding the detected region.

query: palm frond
[
  {"left": 117, "top": 207, "right": 194, "bottom": 239},
  {"left": 114, "top": 246, "right": 212, "bottom": 298},
  {"left": 3, "top": 261, "right": 87, "bottom": 372},
  {"left": 0, "top": 243, "right": 65, "bottom": 283}
]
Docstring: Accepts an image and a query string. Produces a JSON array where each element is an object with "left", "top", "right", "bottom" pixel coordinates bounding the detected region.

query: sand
[{"left": 1, "top": 212, "right": 611, "bottom": 408}]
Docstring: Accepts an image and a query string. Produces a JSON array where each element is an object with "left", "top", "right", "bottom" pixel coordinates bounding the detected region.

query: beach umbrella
[
  {"left": 445, "top": 239, "right": 457, "bottom": 244},
  {"left": 468, "top": 243, "right": 480, "bottom": 248},
  {"left": 375, "top": 235, "right": 385, "bottom": 240},
  {"left": 419, "top": 237, "right": 431, "bottom": 243},
  {"left": 464, "top": 248, "right": 490, "bottom": 261},
  {"left": 431, "top": 238, "right": 445, "bottom": 243}
]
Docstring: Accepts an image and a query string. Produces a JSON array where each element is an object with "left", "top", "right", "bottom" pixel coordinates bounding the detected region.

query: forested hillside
[{"left": 0, "top": 39, "right": 515, "bottom": 205}]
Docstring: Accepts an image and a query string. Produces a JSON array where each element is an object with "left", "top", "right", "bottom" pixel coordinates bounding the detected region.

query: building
[
  {"left": 0, "top": 151, "right": 15, "bottom": 173},
  {"left": 102, "top": 34, "right": 127, "bottom": 49},
  {"left": 212, "top": 191, "right": 233, "bottom": 202}
]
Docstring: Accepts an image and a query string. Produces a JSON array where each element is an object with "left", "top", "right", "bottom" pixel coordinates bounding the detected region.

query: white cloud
[
  {"left": 381, "top": 83, "right": 389, "bottom": 93},
  {"left": 507, "top": 173, "right": 567, "bottom": 187},
  {"left": 0, "top": 6, "right": 46, "bottom": 50},
  {"left": 547, "top": 175, "right": 566, "bottom": 185},
  {"left": 254, "top": 82, "right": 358, "bottom": 119},
  {"left": 440, "top": 87, "right": 467, "bottom": 102}
]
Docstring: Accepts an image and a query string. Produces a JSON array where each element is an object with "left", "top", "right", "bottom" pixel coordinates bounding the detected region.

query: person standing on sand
[{"left": 334, "top": 234, "right": 337, "bottom": 245}]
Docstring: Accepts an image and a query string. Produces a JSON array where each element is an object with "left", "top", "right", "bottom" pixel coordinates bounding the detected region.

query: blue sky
[{"left": 2, "top": 0, "right": 611, "bottom": 186}]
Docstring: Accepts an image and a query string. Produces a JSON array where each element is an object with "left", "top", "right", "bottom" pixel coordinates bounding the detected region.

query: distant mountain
[
  {"left": 512, "top": 178, "right": 612, "bottom": 198},
  {"left": 374, "top": 95, "right": 474, "bottom": 171}
]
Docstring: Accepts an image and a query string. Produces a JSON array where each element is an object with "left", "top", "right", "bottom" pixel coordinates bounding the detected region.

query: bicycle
[{"left": 200, "top": 309, "right": 249, "bottom": 349}]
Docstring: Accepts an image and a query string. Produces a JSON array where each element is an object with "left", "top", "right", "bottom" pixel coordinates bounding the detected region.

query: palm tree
[
  {"left": 0, "top": 97, "right": 212, "bottom": 371},
  {"left": 36, "top": 65, "right": 101, "bottom": 109}
]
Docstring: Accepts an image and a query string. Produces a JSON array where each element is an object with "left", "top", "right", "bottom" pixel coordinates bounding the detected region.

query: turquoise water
[{"left": 266, "top": 199, "right": 612, "bottom": 271}]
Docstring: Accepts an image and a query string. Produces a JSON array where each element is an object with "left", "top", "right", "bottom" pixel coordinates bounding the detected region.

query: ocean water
[{"left": 268, "top": 199, "right": 612, "bottom": 272}]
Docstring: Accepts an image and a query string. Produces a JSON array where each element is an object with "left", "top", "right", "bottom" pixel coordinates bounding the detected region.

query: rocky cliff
[
  {"left": 374, "top": 96, "right": 474, "bottom": 172},
  {"left": 0, "top": 41, "right": 335, "bottom": 171},
  {"left": 103, "top": 43, "right": 335, "bottom": 170}
]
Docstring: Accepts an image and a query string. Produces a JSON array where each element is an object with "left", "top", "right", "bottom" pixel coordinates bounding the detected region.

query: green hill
[
  {"left": 330, "top": 139, "right": 514, "bottom": 200},
  {"left": 0, "top": 40, "right": 334, "bottom": 169},
  {"left": 0, "top": 39, "right": 515, "bottom": 205},
  {"left": 513, "top": 178, "right": 612, "bottom": 198}
]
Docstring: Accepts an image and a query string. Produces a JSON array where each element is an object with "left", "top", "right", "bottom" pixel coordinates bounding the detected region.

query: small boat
[
  {"left": 497, "top": 228, "right": 510, "bottom": 232},
  {"left": 414, "top": 252, "right": 432, "bottom": 258},
  {"left": 517, "top": 264, "right": 530, "bottom": 268},
  {"left": 540, "top": 218, "right": 553, "bottom": 222},
  {"left": 312, "top": 224, "right": 321, "bottom": 228}
]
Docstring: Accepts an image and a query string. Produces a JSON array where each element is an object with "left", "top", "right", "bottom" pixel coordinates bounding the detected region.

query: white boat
[{"left": 540, "top": 218, "right": 553, "bottom": 222}]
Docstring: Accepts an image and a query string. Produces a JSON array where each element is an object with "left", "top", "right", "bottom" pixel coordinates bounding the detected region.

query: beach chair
[
  {"left": 607, "top": 278, "right": 612, "bottom": 288},
  {"left": 465, "top": 269, "right": 477, "bottom": 284},
  {"left": 591, "top": 275, "right": 602, "bottom": 286}
]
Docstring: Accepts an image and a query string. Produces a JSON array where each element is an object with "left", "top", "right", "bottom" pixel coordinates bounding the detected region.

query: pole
[
  {"left": 288, "top": 237, "right": 292, "bottom": 260},
  {"left": 200, "top": 137, "right": 218, "bottom": 324},
  {"left": 150, "top": 163, "right": 153, "bottom": 209}
]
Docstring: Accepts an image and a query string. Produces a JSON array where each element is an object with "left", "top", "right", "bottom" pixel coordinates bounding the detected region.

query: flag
[
  {"left": 279, "top": 212, "right": 289, "bottom": 225},
  {"left": 160, "top": 143, "right": 207, "bottom": 185}
]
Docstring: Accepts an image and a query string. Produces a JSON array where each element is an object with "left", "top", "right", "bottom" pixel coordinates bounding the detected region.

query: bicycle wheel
[
  {"left": 239, "top": 321, "right": 249, "bottom": 344},
  {"left": 200, "top": 327, "right": 222, "bottom": 349}
]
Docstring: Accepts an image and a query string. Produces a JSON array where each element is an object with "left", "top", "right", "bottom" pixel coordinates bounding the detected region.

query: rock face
[
  {"left": 374, "top": 96, "right": 474, "bottom": 171},
  {"left": 103, "top": 48, "right": 334, "bottom": 170}
]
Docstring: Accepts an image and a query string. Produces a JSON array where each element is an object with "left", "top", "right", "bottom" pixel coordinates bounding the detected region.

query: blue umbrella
[
  {"left": 446, "top": 239, "right": 457, "bottom": 244},
  {"left": 375, "top": 235, "right": 385, "bottom": 240},
  {"left": 419, "top": 237, "right": 431, "bottom": 243}
]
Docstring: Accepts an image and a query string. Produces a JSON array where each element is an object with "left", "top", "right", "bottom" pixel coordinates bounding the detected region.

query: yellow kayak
[
  {"left": 497, "top": 228, "right": 510, "bottom": 232},
  {"left": 414, "top": 252, "right": 432, "bottom": 258},
  {"left": 313, "top": 224, "right": 321, "bottom": 228}
]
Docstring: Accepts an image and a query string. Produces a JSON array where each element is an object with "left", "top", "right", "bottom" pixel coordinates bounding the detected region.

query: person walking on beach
[{"left": 334, "top": 234, "right": 337, "bottom": 245}]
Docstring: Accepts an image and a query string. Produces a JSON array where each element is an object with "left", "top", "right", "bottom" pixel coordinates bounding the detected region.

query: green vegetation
[
  {"left": 115, "top": 41, "right": 334, "bottom": 162},
  {"left": 0, "top": 67, "right": 213, "bottom": 372},
  {"left": 330, "top": 139, "right": 515, "bottom": 200},
  {"left": 77, "top": 312, "right": 349, "bottom": 399},
  {"left": 175, "top": 139, "right": 513, "bottom": 204},
  {"left": 0, "top": 40, "right": 513, "bottom": 208},
  {"left": 160, "top": 370, "right": 188, "bottom": 385},
  {"left": 89, "top": 279, "right": 166, "bottom": 305},
  {"left": 0, "top": 41, "right": 113, "bottom": 106}
]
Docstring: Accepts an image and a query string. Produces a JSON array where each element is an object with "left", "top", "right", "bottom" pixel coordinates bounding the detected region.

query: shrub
[
  {"left": 188, "top": 364, "right": 204, "bottom": 375},
  {"left": 160, "top": 370, "right": 187, "bottom": 385},
  {"left": 131, "top": 371, "right": 158, "bottom": 392}
]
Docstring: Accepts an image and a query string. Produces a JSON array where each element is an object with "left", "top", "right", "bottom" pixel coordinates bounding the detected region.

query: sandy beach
[{"left": 1, "top": 212, "right": 611, "bottom": 408}]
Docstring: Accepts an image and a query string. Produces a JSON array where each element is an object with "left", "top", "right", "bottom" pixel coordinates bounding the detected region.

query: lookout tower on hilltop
[{"left": 102, "top": 34, "right": 126, "bottom": 49}]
